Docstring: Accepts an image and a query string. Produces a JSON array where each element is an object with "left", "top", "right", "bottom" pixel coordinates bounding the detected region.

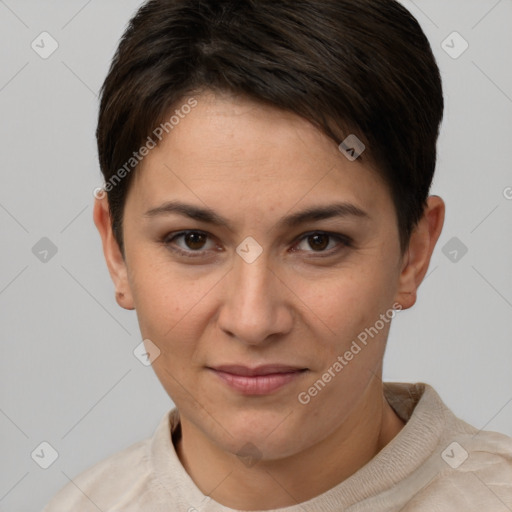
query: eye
[
  {"left": 293, "top": 232, "right": 352, "bottom": 256},
  {"left": 162, "top": 230, "right": 353, "bottom": 260},
  {"left": 163, "top": 231, "right": 218, "bottom": 258}
]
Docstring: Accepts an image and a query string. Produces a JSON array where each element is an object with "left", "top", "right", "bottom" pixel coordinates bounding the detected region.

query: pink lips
[{"left": 209, "top": 365, "right": 307, "bottom": 395}]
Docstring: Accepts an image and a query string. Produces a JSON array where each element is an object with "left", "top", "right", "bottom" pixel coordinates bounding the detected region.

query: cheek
[
  {"left": 127, "top": 248, "right": 214, "bottom": 335},
  {"left": 128, "top": 262, "right": 215, "bottom": 396},
  {"left": 289, "top": 266, "right": 396, "bottom": 347}
]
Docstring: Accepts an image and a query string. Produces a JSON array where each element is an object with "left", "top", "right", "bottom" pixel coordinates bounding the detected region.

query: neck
[{"left": 175, "top": 381, "right": 405, "bottom": 510}]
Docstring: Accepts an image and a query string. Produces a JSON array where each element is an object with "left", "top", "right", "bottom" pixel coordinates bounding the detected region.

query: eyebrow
[{"left": 144, "top": 200, "right": 370, "bottom": 230}]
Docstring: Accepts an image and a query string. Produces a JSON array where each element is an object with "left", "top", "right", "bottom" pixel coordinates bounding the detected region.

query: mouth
[{"left": 207, "top": 365, "right": 309, "bottom": 395}]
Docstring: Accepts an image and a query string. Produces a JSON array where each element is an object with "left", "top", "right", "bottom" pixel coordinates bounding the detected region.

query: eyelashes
[{"left": 161, "top": 230, "right": 353, "bottom": 260}]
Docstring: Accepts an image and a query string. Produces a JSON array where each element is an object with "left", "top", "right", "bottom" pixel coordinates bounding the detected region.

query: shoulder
[
  {"left": 42, "top": 411, "right": 178, "bottom": 512},
  {"left": 42, "top": 438, "right": 153, "bottom": 512},
  {"left": 405, "top": 430, "right": 512, "bottom": 512},
  {"left": 400, "top": 383, "right": 512, "bottom": 510},
  {"left": 433, "top": 422, "right": 512, "bottom": 507}
]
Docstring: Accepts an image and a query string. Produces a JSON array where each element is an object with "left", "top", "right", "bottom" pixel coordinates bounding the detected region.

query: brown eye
[
  {"left": 307, "top": 234, "right": 330, "bottom": 251},
  {"left": 294, "top": 231, "right": 353, "bottom": 257},
  {"left": 163, "top": 231, "right": 217, "bottom": 258},
  {"left": 183, "top": 232, "right": 208, "bottom": 250}
]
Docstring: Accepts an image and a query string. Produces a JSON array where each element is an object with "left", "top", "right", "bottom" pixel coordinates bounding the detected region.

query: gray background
[{"left": 0, "top": 1, "right": 511, "bottom": 510}]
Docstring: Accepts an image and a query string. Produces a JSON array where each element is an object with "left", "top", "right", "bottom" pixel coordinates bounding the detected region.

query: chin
[{"left": 211, "top": 410, "right": 313, "bottom": 462}]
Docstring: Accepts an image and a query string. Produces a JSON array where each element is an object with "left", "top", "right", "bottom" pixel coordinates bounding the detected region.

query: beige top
[{"left": 43, "top": 383, "right": 512, "bottom": 511}]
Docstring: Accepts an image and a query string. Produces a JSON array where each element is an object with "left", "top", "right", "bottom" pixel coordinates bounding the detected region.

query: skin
[{"left": 94, "top": 91, "right": 445, "bottom": 510}]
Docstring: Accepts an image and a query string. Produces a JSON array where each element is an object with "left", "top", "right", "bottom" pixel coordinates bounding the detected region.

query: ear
[
  {"left": 93, "top": 195, "right": 135, "bottom": 311},
  {"left": 394, "top": 195, "right": 445, "bottom": 310}
]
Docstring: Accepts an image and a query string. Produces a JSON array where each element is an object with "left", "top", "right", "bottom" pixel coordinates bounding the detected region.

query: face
[{"left": 111, "top": 92, "right": 411, "bottom": 460}]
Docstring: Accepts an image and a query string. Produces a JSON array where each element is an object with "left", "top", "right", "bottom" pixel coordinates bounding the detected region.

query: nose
[{"left": 216, "top": 250, "right": 294, "bottom": 346}]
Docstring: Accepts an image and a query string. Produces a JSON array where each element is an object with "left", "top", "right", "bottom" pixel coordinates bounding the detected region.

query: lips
[
  {"left": 208, "top": 364, "right": 308, "bottom": 395},
  {"left": 211, "top": 365, "right": 306, "bottom": 377}
]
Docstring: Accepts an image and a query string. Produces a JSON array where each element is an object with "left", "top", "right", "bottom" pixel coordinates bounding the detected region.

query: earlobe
[
  {"left": 93, "top": 196, "right": 135, "bottom": 311},
  {"left": 394, "top": 196, "right": 445, "bottom": 310}
]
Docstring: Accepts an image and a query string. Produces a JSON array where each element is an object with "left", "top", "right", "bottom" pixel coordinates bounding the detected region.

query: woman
[{"left": 44, "top": 0, "right": 512, "bottom": 510}]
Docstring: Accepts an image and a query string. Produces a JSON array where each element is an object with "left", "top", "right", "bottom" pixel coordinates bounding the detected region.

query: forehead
[{"left": 128, "top": 92, "right": 393, "bottom": 221}]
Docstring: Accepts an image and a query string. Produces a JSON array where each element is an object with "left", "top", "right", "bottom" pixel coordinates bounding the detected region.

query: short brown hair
[{"left": 97, "top": 0, "right": 444, "bottom": 255}]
